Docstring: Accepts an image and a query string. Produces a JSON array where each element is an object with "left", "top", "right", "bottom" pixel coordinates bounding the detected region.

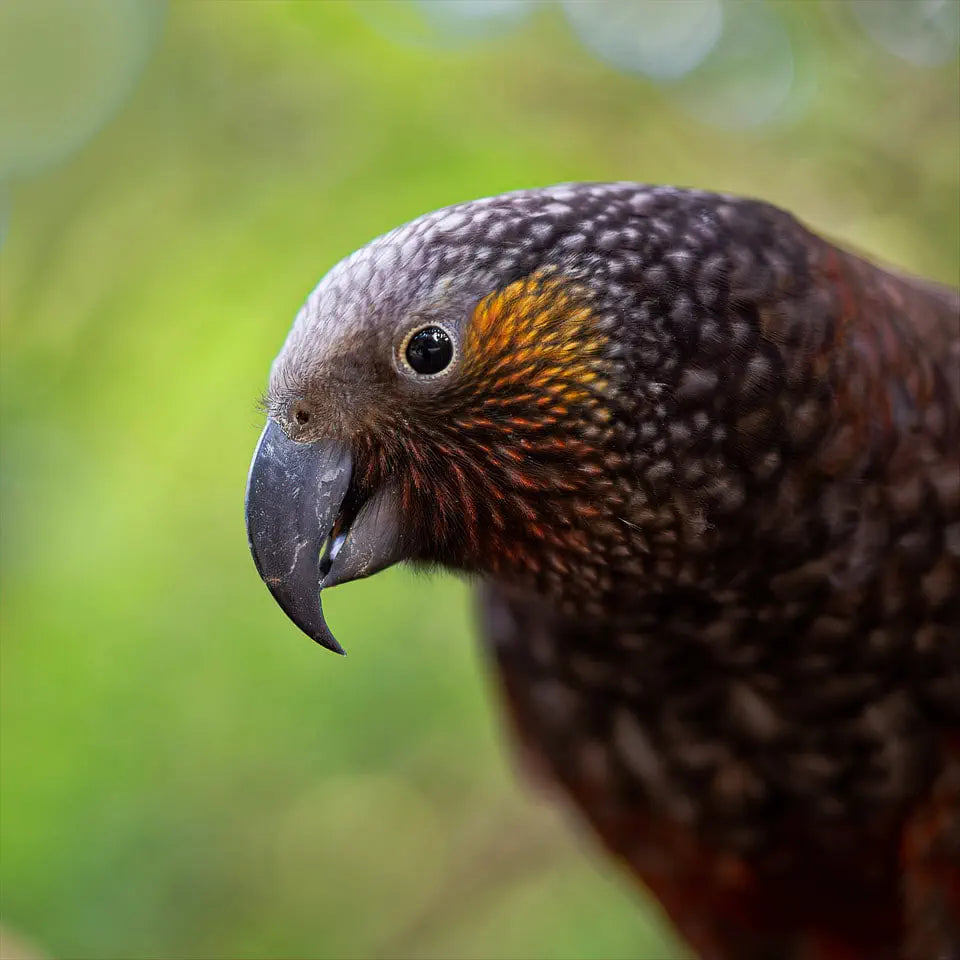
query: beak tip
[
  {"left": 309, "top": 603, "right": 347, "bottom": 655},
  {"left": 315, "top": 633, "right": 347, "bottom": 656},
  {"left": 246, "top": 421, "right": 355, "bottom": 654}
]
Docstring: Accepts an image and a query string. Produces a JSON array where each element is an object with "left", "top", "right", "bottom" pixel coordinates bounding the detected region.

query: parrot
[{"left": 244, "top": 183, "right": 960, "bottom": 960}]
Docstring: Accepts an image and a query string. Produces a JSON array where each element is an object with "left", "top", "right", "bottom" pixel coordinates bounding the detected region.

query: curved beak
[{"left": 244, "top": 420, "right": 406, "bottom": 654}]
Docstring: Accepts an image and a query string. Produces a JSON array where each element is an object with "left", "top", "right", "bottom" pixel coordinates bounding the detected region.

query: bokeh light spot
[
  {"left": 357, "top": 0, "right": 534, "bottom": 49},
  {"left": 668, "top": 0, "right": 795, "bottom": 130},
  {"left": 561, "top": 0, "right": 724, "bottom": 82},
  {"left": 848, "top": 0, "right": 959, "bottom": 68},
  {"left": 0, "top": 0, "right": 165, "bottom": 180}
]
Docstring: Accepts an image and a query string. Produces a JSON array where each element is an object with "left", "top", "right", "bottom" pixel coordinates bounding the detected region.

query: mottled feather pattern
[
  {"left": 465, "top": 187, "right": 959, "bottom": 959},
  {"left": 267, "top": 183, "right": 960, "bottom": 958}
]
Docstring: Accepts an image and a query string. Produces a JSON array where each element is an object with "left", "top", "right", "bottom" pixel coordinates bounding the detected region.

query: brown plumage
[{"left": 245, "top": 184, "right": 960, "bottom": 959}]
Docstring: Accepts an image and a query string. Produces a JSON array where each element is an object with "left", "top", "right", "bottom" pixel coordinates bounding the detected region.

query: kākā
[{"left": 245, "top": 183, "right": 960, "bottom": 960}]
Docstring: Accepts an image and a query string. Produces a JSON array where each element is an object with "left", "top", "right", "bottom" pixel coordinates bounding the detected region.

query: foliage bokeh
[{"left": 1, "top": 2, "right": 957, "bottom": 958}]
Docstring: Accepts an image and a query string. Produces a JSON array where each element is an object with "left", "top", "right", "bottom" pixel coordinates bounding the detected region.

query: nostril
[{"left": 293, "top": 403, "right": 311, "bottom": 426}]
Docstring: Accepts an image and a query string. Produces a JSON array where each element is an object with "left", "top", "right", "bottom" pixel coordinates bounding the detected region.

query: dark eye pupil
[{"left": 406, "top": 326, "right": 453, "bottom": 375}]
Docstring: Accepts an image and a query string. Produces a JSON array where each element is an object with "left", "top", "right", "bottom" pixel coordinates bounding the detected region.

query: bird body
[{"left": 246, "top": 184, "right": 960, "bottom": 959}]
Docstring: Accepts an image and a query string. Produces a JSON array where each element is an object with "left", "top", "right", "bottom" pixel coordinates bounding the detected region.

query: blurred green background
[{"left": 1, "top": 2, "right": 957, "bottom": 958}]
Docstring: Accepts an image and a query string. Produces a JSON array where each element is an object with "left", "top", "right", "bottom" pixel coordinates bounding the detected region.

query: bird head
[{"left": 245, "top": 183, "right": 805, "bottom": 651}]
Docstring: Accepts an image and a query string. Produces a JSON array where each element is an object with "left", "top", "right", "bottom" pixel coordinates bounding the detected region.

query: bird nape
[{"left": 245, "top": 183, "right": 960, "bottom": 960}]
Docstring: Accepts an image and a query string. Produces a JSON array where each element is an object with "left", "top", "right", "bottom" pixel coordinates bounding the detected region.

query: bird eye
[{"left": 404, "top": 326, "right": 454, "bottom": 376}]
